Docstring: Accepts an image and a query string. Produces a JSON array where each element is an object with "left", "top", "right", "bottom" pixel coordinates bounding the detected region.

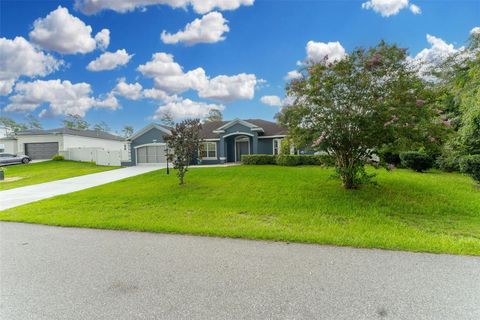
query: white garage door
[{"left": 137, "top": 145, "right": 167, "bottom": 164}]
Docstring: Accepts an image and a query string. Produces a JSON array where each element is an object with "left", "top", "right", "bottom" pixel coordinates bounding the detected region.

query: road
[{"left": 1, "top": 222, "right": 479, "bottom": 319}]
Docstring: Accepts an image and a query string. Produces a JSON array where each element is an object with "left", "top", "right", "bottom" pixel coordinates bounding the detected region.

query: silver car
[{"left": 0, "top": 153, "right": 31, "bottom": 165}]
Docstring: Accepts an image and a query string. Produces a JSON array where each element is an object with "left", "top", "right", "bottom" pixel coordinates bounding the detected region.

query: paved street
[
  {"left": 0, "top": 166, "right": 164, "bottom": 211},
  {"left": 1, "top": 222, "right": 479, "bottom": 320}
]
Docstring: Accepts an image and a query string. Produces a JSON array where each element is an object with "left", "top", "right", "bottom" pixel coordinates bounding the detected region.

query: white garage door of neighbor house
[
  {"left": 137, "top": 145, "right": 167, "bottom": 164},
  {"left": 25, "top": 142, "right": 59, "bottom": 160}
]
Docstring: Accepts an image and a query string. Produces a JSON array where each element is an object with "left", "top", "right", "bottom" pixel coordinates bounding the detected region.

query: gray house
[{"left": 124, "top": 119, "right": 287, "bottom": 165}]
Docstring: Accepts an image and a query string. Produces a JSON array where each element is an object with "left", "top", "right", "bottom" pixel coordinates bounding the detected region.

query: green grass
[
  {"left": 0, "top": 160, "right": 119, "bottom": 190},
  {"left": 1, "top": 165, "right": 479, "bottom": 255}
]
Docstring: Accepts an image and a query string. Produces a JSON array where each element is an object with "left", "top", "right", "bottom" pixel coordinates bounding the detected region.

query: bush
[
  {"left": 276, "top": 154, "right": 334, "bottom": 166},
  {"left": 276, "top": 155, "right": 301, "bottom": 166},
  {"left": 436, "top": 154, "right": 462, "bottom": 172},
  {"left": 379, "top": 150, "right": 402, "bottom": 166},
  {"left": 52, "top": 154, "right": 65, "bottom": 161},
  {"left": 241, "top": 154, "right": 276, "bottom": 165},
  {"left": 459, "top": 155, "right": 480, "bottom": 183},
  {"left": 400, "top": 151, "right": 434, "bottom": 172}
]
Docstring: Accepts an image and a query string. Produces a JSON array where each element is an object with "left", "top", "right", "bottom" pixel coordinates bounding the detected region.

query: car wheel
[{"left": 22, "top": 158, "right": 30, "bottom": 164}]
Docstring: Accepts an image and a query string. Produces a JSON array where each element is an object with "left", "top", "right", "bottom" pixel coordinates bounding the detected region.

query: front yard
[
  {"left": 0, "top": 161, "right": 119, "bottom": 190},
  {"left": 0, "top": 165, "right": 479, "bottom": 255}
]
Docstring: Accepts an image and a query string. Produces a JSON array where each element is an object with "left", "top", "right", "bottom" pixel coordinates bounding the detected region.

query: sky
[{"left": 0, "top": 0, "right": 479, "bottom": 133}]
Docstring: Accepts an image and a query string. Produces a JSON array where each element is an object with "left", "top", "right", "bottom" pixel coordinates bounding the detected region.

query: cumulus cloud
[
  {"left": 306, "top": 41, "right": 346, "bottom": 64},
  {"left": 75, "top": 0, "right": 254, "bottom": 15},
  {"left": 95, "top": 29, "right": 110, "bottom": 50},
  {"left": 29, "top": 6, "right": 108, "bottom": 54},
  {"left": 87, "top": 49, "right": 133, "bottom": 71},
  {"left": 4, "top": 79, "right": 118, "bottom": 116},
  {"left": 0, "top": 37, "right": 61, "bottom": 95},
  {"left": 137, "top": 52, "right": 258, "bottom": 102},
  {"left": 153, "top": 98, "right": 224, "bottom": 120},
  {"left": 260, "top": 95, "right": 282, "bottom": 107},
  {"left": 361, "top": 0, "right": 420, "bottom": 17},
  {"left": 112, "top": 78, "right": 143, "bottom": 100},
  {"left": 284, "top": 70, "right": 302, "bottom": 80},
  {"left": 161, "top": 12, "right": 229, "bottom": 45}
]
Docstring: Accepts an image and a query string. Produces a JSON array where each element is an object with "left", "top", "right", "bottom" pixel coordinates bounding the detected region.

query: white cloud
[
  {"left": 112, "top": 78, "right": 143, "bottom": 100},
  {"left": 5, "top": 79, "right": 118, "bottom": 116},
  {"left": 95, "top": 29, "right": 110, "bottom": 50},
  {"left": 471, "top": 27, "right": 480, "bottom": 35},
  {"left": 143, "top": 88, "right": 180, "bottom": 103},
  {"left": 284, "top": 70, "right": 302, "bottom": 80},
  {"left": 153, "top": 98, "right": 224, "bottom": 120},
  {"left": 75, "top": 0, "right": 254, "bottom": 15},
  {"left": 29, "top": 6, "right": 105, "bottom": 54},
  {"left": 361, "top": 0, "right": 420, "bottom": 17},
  {"left": 0, "top": 37, "right": 61, "bottom": 95},
  {"left": 161, "top": 11, "right": 229, "bottom": 45},
  {"left": 260, "top": 95, "right": 282, "bottom": 107},
  {"left": 306, "top": 41, "right": 346, "bottom": 64},
  {"left": 138, "top": 52, "right": 258, "bottom": 102},
  {"left": 87, "top": 49, "right": 133, "bottom": 71}
]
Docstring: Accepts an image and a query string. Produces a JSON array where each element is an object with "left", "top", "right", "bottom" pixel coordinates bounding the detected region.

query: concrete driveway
[
  {"left": 0, "top": 165, "right": 165, "bottom": 211},
  {"left": 1, "top": 222, "right": 479, "bottom": 320}
]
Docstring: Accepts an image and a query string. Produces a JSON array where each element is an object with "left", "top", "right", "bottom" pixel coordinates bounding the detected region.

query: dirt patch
[{"left": 0, "top": 176, "right": 23, "bottom": 183}]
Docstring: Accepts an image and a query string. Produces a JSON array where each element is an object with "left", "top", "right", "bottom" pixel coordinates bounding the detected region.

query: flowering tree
[
  {"left": 278, "top": 42, "right": 440, "bottom": 188},
  {"left": 165, "top": 119, "right": 202, "bottom": 185}
]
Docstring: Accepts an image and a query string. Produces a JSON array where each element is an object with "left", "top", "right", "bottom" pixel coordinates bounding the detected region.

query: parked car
[{"left": 0, "top": 153, "right": 31, "bottom": 165}]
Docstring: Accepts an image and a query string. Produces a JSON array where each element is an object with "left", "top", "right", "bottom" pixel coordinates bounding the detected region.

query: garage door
[
  {"left": 137, "top": 145, "right": 167, "bottom": 164},
  {"left": 25, "top": 142, "right": 59, "bottom": 160}
]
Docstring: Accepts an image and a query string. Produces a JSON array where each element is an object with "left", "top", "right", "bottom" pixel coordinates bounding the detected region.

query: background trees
[{"left": 278, "top": 42, "right": 442, "bottom": 188}]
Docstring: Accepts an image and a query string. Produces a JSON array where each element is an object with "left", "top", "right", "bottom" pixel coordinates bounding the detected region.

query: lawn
[
  {"left": 0, "top": 160, "right": 119, "bottom": 190},
  {"left": 1, "top": 165, "right": 479, "bottom": 255}
]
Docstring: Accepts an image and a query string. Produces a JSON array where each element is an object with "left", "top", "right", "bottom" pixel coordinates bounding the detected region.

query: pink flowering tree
[{"left": 278, "top": 41, "right": 441, "bottom": 189}]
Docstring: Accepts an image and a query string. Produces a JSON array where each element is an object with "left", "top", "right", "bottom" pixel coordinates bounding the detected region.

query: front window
[
  {"left": 199, "top": 142, "right": 217, "bottom": 159},
  {"left": 273, "top": 139, "right": 282, "bottom": 155}
]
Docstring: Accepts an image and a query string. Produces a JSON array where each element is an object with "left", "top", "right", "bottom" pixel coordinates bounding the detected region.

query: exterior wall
[
  {"left": 0, "top": 139, "right": 17, "bottom": 154},
  {"left": 196, "top": 140, "right": 221, "bottom": 165},
  {"left": 15, "top": 135, "right": 64, "bottom": 155},
  {"left": 63, "top": 134, "right": 126, "bottom": 152},
  {"left": 257, "top": 138, "right": 275, "bottom": 154},
  {"left": 130, "top": 127, "right": 168, "bottom": 164}
]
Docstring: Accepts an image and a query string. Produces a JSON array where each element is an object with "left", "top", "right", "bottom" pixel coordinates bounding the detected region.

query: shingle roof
[
  {"left": 199, "top": 119, "right": 287, "bottom": 139},
  {"left": 15, "top": 128, "right": 125, "bottom": 141}
]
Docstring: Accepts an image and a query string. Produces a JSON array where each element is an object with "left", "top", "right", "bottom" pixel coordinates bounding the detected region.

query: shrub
[
  {"left": 276, "top": 155, "right": 301, "bottom": 166},
  {"left": 52, "top": 154, "right": 64, "bottom": 161},
  {"left": 400, "top": 151, "right": 434, "bottom": 172},
  {"left": 379, "top": 150, "right": 402, "bottom": 166},
  {"left": 241, "top": 154, "right": 276, "bottom": 165},
  {"left": 436, "top": 154, "right": 461, "bottom": 172},
  {"left": 459, "top": 155, "right": 480, "bottom": 183}
]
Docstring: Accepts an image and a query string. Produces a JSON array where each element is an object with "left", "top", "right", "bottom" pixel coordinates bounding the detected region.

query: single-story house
[
  {"left": 0, "top": 128, "right": 127, "bottom": 160},
  {"left": 124, "top": 119, "right": 287, "bottom": 165}
]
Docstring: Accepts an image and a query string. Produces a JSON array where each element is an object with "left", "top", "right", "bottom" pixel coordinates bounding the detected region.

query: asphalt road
[{"left": 1, "top": 222, "right": 479, "bottom": 320}]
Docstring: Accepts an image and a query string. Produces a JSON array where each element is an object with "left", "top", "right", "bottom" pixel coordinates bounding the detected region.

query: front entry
[{"left": 235, "top": 137, "right": 250, "bottom": 162}]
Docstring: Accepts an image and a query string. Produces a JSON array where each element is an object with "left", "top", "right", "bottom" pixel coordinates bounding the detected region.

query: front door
[{"left": 235, "top": 138, "right": 249, "bottom": 162}]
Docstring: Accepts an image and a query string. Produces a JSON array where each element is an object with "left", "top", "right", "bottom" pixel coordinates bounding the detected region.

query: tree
[
  {"left": 93, "top": 121, "right": 110, "bottom": 132},
  {"left": 158, "top": 110, "right": 175, "bottom": 127},
  {"left": 204, "top": 109, "right": 223, "bottom": 122},
  {"left": 122, "top": 125, "right": 134, "bottom": 138},
  {"left": 62, "top": 114, "right": 89, "bottom": 130},
  {"left": 165, "top": 119, "right": 202, "bottom": 185},
  {"left": 278, "top": 41, "right": 440, "bottom": 189},
  {"left": 26, "top": 114, "right": 42, "bottom": 129},
  {"left": 0, "top": 116, "right": 27, "bottom": 135}
]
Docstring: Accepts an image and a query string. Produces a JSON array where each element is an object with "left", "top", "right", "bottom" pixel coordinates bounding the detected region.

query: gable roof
[
  {"left": 15, "top": 128, "right": 125, "bottom": 141},
  {"left": 128, "top": 123, "right": 172, "bottom": 141},
  {"left": 200, "top": 119, "right": 287, "bottom": 139}
]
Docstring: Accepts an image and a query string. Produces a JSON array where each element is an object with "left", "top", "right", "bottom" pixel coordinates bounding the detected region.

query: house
[
  {"left": 0, "top": 128, "right": 127, "bottom": 160},
  {"left": 124, "top": 119, "right": 287, "bottom": 165}
]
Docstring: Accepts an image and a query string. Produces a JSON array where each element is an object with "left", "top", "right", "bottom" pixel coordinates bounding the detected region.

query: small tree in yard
[
  {"left": 165, "top": 119, "right": 202, "bottom": 185},
  {"left": 278, "top": 41, "right": 441, "bottom": 189}
]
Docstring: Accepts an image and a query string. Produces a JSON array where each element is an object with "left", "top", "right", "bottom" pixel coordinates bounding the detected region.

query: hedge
[
  {"left": 459, "top": 155, "right": 480, "bottom": 183},
  {"left": 241, "top": 154, "right": 276, "bottom": 165},
  {"left": 400, "top": 151, "right": 434, "bottom": 172},
  {"left": 242, "top": 154, "right": 333, "bottom": 166}
]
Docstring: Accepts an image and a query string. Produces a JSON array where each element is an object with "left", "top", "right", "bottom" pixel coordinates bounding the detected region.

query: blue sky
[{"left": 0, "top": 0, "right": 479, "bottom": 133}]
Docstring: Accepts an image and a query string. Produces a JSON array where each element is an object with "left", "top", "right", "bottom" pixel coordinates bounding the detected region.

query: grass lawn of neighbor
[
  {"left": 1, "top": 165, "right": 479, "bottom": 255},
  {"left": 0, "top": 160, "right": 119, "bottom": 190}
]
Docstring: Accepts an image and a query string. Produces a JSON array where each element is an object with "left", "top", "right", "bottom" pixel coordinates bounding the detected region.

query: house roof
[
  {"left": 128, "top": 123, "right": 172, "bottom": 141},
  {"left": 200, "top": 119, "right": 287, "bottom": 139},
  {"left": 15, "top": 128, "right": 125, "bottom": 141}
]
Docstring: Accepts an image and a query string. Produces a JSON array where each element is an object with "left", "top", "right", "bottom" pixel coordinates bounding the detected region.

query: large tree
[
  {"left": 62, "top": 114, "right": 89, "bottom": 130},
  {"left": 158, "top": 110, "right": 175, "bottom": 127},
  {"left": 122, "top": 125, "right": 134, "bottom": 138},
  {"left": 165, "top": 119, "right": 202, "bottom": 185},
  {"left": 0, "top": 116, "right": 27, "bottom": 135},
  {"left": 204, "top": 109, "right": 223, "bottom": 122},
  {"left": 93, "top": 121, "right": 110, "bottom": 132},
  {"left": 278, "top": 41, "right": 440, "bottom": 188}
]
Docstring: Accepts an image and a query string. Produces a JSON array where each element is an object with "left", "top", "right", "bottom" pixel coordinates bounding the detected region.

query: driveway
[
  {"left": 1, "top": 222, "right": 479, "bottom": 320},
  {"left": 0, "top": 166, "right": 164, "bottom": 211}
]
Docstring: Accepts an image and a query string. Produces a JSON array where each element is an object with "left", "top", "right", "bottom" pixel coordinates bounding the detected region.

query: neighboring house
[
  {"left": 0, "top": 128, "right": 127, "bottom": 160},
  {"left": 124, "top": 119, "right": 287, "bottom": 166}
]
